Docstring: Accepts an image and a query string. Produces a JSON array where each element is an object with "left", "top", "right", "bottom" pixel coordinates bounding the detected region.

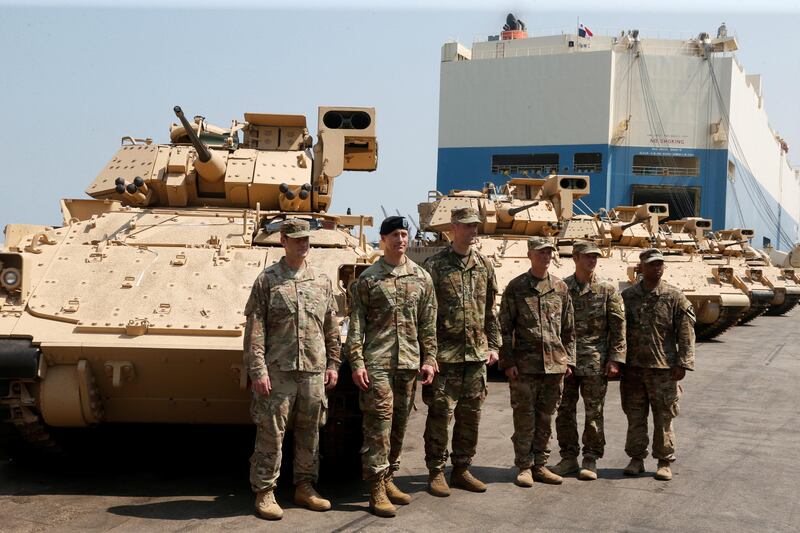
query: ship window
[
  {"left": 574, "top": 152, "right": 602, "bottom": 173},
  {"left": 632, "top": 155, "right": 700, "bottom": 177},
  {"left": 491, "top": 154, "right": 559, "bottom": 175}
]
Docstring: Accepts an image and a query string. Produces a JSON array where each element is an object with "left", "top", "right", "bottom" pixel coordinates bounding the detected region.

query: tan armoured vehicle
[
  {"left": 409, "top": 178, "right": 749, "bottom": 340},
  {"left": 0, "top": 105, "right": 378, "bottom": 457}
]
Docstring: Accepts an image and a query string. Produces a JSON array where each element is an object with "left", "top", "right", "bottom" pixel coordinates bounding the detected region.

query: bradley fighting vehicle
[
  {"left": 409, "top": 176, "right": 751, "bottom": 340},
  {"left": 0, "top": 105, "right": 378, "bottom": 456}
]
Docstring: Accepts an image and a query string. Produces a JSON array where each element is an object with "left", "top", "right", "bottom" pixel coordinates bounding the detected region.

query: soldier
[
  {"left": 345, "top": 215, "right": 437, "bottom": 518},
  {"left": 421, "top": 206, "right": 500, "bottom": 497},
  {"left": 551, "top": 241, "right": 626, "bottom": 481},
  {"left": 620, "top": 248, "right": 695, "bottom": 481},
  {"left": 243, "top": 218, "right": 341, "bottom": 520},
  {"left": 498, "top": 236, "right": 576, "bottom": 488}
]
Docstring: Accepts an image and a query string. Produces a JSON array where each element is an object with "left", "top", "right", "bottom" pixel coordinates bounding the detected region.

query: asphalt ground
[{"left": 1, "top": 310, "right": 799, "bottom": 532}]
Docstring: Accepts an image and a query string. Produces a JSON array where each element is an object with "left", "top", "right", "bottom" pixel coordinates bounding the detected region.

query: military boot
[
  {"left": 369, "top": 478, "right": 396, "bottom": 518},
  {"left": 578, "top": 458, "right": 598, "bottom": 481},
  {"left": 293, "top": 481, "right": 331, "bottom": 511},
  {"left": 255, "top": 490, "right": 283, "bottom": 520},
  {"left": 549, "top": 457, "right": 580, "bottom": 476},
  {"left": 623, "top": 458, "right": 645, "bottom": 476},
  {"left": 514, "top": 468, "right": 534, "bottom": 488},
  {"left": 384, "top": 473, "right": 412, "bottom": 505},
  {"left": 532, "top": 465, "right": 563, "bottom": 485},
  {"left": 655, "top": 460, "right": 672, "bottom": 481},
  {"left": 427, "top": 470, "right": 451, "bottom": 497},
  {"left": 450, "top": 466, "right": 487, "bottom": 493}
]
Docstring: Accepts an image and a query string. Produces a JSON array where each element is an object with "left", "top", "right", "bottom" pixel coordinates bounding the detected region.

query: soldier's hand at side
[
  {"left": 324, "top": 369, "right": 339, "bottom": 390},
  {"left": 419, "top": 364, "right": 435, "bottom": 385},
  {"left": 486, "top": 350, "right": 499, "bottom": 366},
  {"left": 671, "top": 366, "right": 687, "bottom": 381},
  {"left": 505, "top": 365, "right": 519, "bottom": 380},
  {"left": 353, "top": 368, "right": 370, "bottom": 391},
  {"left": 252, "top": 375, "right": 272, "bottom": 397},
  {"left": 565, "top": 365, "right": 574, "bottom": 379},
  {"left": 605, "top": 361, "right": 621, "bottom": 379}
]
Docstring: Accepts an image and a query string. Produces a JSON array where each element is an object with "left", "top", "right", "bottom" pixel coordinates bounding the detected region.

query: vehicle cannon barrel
[
  {"left": 507, "top": 201, "right": 540, "bottom": 216},
  {"left": 173, "top": 105, "right": 226, "bottom": 182}
]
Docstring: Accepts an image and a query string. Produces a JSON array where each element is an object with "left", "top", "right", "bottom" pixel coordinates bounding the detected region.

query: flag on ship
[{"left": 578, "top": 23, "right": 593, "bottom": 38}]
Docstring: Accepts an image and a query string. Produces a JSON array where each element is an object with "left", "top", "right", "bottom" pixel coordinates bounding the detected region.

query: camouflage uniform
[
  {"left": 620, "top": 274, "right": 695, "bottom": 463},
  {"left": 345, "top": 257, "right": 437, "bottom": 480},
  {"left": 555, "top": 271, "right": 626, "bottom": 461},
  {"left": 244, "top": 249, "right": 341, "bottom": 493},
  {"left": 499, "top": 241, "right": 576, "bottom": 468},
  {"left": 421, "top": 240, "right": 500, "bottom": 473}
]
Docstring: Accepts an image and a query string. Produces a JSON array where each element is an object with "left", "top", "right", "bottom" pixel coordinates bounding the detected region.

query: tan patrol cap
[
  {"left": 528, "top": 236, "right": 557, "bottom": 251},
  {"left": 639, "top": 248, "right": 665, "bottom": 263},
  {"left": 573, "top": 241, "right": 602, "bottom": 255},
  {"left": 280, "top": 218, "right": 311, "bottom": 238},
  {"left": 451, "top": 206, "right": 481, "bottom": 224}
]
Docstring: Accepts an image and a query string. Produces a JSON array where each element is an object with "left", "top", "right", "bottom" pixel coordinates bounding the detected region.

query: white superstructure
[{"left": 437, "top": 22, "right": 800, "bottom": 250}]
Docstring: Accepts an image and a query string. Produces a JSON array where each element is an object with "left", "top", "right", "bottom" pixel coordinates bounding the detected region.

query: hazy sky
[{"left": 1, "top": 2, "right": 798, "bottom": 240}]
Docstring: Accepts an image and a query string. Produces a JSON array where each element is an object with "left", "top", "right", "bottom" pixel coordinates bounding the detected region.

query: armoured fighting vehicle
[
  {"left": 409, "top": 177, "right": 750, "bottom": 340},
  {"left": 0, "top": 105, "right": 378, "bottom": 456}
]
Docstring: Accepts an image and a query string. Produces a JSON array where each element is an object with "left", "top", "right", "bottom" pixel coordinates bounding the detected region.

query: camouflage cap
[
  {"left": 280, "top": 218, "right": 311, "bottom": 238},
  {"left": 639, "top": 248, "right": 665, "bottom": 263},
  {"left": 573, "top": 241, "right": 602, "bottom": 255},
  {"left": 451, "top": 206, "right": 481, "bottom": 224},
  {"left": 527, "top": 236, "right": 557, "bottom": 251}
]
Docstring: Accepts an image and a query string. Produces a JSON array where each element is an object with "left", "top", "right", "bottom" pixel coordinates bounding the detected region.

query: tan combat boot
[
  {"left": 549, "top": 457, "right": 580, "bottom": 476},
  {"left": 384, "top": 473, "right": 412, "bottom": 505},
  {"left": 427, "top": 470, "right": 451, "bottom": 497},
  {"left": 623, "top": 458, "right": 645, "bottom": 476},
  {"left": 532, "top": 465, "right": 563, "bottom": 485},
  {"left": 293, "top": 481, "right": 331, "bottom": 511},
  {"left": 578, "top": 458, "right": 598, "bottom": 481},
  {"left": 255, "top": 490, "right": 283, "bottom": 520},
  {"left": 514, "top": 467, "right": 534, "bottom": 488},
  {"left": 369, "top": 478, "right": 396, "bottom": 518},
  {"left": 655, "top": 460, "right": 672, "bottom": 481},
  {"left": 450, "top": 466, "right": 487, "bottom": 493}
]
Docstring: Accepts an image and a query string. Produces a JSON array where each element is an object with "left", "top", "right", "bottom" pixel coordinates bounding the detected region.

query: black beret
[{"left": 380, "top": 216, "right": 409, "bottom": 235}]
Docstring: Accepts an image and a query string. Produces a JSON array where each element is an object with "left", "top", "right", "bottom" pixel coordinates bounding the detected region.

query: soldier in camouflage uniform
[
  {"left": 620, "top": 248, "right": 695, "bottom": 481},
  {"left": 421, "top": 206, "right": 500, "bottom": 497},
  {"left": 345, "top": 216, "right": 437, "bottom": 518},
  {"left": 243, "top": 219, "right": 341, "bottom": 520},
  {"left": 551, "top": 241, "right": 626, "bottom": 481},
  {"left": 498, "top": 236, "right": 576, "bottom": 488}
]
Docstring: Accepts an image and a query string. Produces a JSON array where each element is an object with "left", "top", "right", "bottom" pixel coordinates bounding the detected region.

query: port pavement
[{"left": 1, "top": 310, "right": 798, "bottom": 532}]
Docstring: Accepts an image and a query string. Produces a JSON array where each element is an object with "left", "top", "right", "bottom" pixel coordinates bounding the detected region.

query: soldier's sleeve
[
  {"left": 606, "top": 288, "right": 627, "bottom": 364},
  {"left": 561, "top": 290, "right": 576, "bottom": 366},
  {"left": 497, "top": 288, "right": 517, "bottom": 370},
  {"left": 674, "top": 293, "right": 696, "bottom": 370},
  {"left": 418, "top": 272, "right": 438, "bottom": 367},
  {"left": 484, "top": 262, "right": 501, "bottom": 352},
  {"left": 322, "top": 276, "right": 342, "bottom": 372},
  {"left": 344, "top": 277, "right": 369, "bottom": 371},
  {"left": 243, "top": 275, "right": 269, "bottom": 381}
]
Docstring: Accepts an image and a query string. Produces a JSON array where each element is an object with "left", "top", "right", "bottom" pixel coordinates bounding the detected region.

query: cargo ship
[{"left": 436, "top": 15, "right": 799, "bottom": 250}]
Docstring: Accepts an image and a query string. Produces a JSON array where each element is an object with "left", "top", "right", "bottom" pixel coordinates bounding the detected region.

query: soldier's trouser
[
  {"left": 422, "top": 362, "right": 488, "bottom": 472},
  {"left": 249, "top": 367, "right": 327, "bottom": 493},
  {"left": 555, "top": 374, "right": 608, "bottom": 460},
  {"left": 620, "top": 367, "right": 681, "bottom": 462},
  {"left": 359, "top": 368, "right": 417, "bottom": 480},
  {"left": 509, "top": 373, "right": 565, "bottom": 468}
]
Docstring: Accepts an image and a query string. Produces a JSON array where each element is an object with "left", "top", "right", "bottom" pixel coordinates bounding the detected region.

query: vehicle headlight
[{"left": 1, "top": 268, "right": 21, "bottom": 290}]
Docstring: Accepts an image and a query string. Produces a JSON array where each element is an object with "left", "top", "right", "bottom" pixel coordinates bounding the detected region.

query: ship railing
[
  {"left": 491, "top": 164, "right": 557, "bottom": 175},
  {"left": 631, "top": 165, "right": 699, "bottom": 177}
]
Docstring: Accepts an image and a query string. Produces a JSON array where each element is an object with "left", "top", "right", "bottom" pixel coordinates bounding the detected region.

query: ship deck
[{"left": 1, "top": 311, "right": 798, "bottom": 532}]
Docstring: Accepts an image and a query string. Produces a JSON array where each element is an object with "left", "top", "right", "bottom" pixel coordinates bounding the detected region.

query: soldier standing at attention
[
  {"left": 243, "top": 219, "right": 341, "bottom": 520},
  {"left": 421, "top": 207, "right": 500, "bottom": 497},
  {"left": 498, "top": 236, "right": 575, "bottom": 488},
  {"left": 620, "top": 248, "right": 695, "bottom": 481},
  {"left": 345, "top": 216, "right": 437, "bottom": 518},
  {"left": 551, "top": 241, "right": 626, "bottom": 481}
]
